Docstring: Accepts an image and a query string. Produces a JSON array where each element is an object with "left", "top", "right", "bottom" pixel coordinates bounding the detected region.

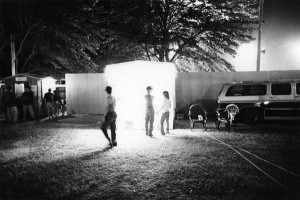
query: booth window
[
  {"left": 56, "top": 87, "right": 66, "bottom": 99},
  {"left": 55, "top": 80, "right": 65, "bottom": 85}
]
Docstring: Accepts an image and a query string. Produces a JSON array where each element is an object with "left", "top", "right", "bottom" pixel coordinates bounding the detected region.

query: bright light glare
[
  {"left": 291, "top": 40, "right": 300, "bottom": 64},
  {"left": 41, "top": 76, "right": 56, "bottom": 93},
  {"left": 105, "top": 61, "right": 176, "bottom": 130},
  {"left": 234, "top": 43, "right": 257, "bottom": 71}
]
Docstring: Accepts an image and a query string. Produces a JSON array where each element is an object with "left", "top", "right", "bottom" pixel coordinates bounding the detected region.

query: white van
[{"left": 216, "top": 80, "right": 300, "bottom": 123}]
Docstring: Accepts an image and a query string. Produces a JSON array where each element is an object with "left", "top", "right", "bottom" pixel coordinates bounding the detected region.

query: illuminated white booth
[{"left": 105, "top": 61, "right": 177, "bottom": 130}]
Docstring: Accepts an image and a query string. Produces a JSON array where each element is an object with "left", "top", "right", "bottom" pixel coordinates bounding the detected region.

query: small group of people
[
  {"left": 1, "top": 85, "right": 35, "bottom": 124},
  {"left": 100, "top": 85, "right": 171, "bottom": 147},
  {"left": 0, "top": 85, "right": 67, "bottom": 125},
  {"left": 145, "top": 86, "right": 171, "bottom": 136},
  {"left": 1, "top": 86, "right": 19, "bottom": 124},
  {"left": 43, "top": 88, "right": 66, "bottom": 119}
]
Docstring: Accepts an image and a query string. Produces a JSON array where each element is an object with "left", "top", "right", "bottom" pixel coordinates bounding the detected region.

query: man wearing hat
[
  {"left": 44, "top": 88, "right": 54, "bottom": 119},
  {"left": 145, "top": 86, "right": 155, "bottom": 136},
  {"left": 101, "top": 86, "right": 117, "bottom": 147}
]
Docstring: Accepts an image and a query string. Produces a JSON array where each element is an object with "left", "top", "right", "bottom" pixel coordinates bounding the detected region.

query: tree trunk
[{"left": 10, "top": 33, "right": 16, "bottom": 75}]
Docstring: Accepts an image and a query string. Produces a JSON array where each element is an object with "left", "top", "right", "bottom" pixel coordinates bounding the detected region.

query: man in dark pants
[
  {"left": 145, "top": 86, "right": 155, "bottom": 136},
  {"left": 2, "top": 86, "right": 18, "bottom": 124},
  {"left": 21, "top": 87, "right": 35, "bottom": 120},
  {"left": 101, "top": 86, "right": 117, "bottom": 147},
  {"left": 44, "top": 88, "right": 54, "bottom": 119}
]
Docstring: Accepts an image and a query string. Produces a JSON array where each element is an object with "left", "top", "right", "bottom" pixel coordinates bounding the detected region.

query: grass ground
[{"left": 0, "top": 115, "right": 300, "bottom": 200}]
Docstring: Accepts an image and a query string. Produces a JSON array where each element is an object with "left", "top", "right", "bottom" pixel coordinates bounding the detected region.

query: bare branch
[
  {"left": 0, "top": 41, "right": 7, "bottom": 52},
  {"left": 15, "top": 19, "right": 42, "bottom": 58},
  {"left": 170, "top": 50, "right": 179, "bottom": 62},
  {"left": 20, "top": 45, "right": 38, "bottom": 73}
]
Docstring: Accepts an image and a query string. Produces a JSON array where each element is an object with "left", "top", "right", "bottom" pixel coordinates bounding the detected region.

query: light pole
[{"left": 256, "top": 0, "right": 264, "bottom": 71}]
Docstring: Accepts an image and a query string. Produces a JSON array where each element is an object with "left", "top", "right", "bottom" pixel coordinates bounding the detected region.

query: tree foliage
[
  {"left": 0, "top": 0, "right": 259, "bottom": 77},
  {"left": 0, "top": 0, "right": 145, "bottom": 77},
  {"left": 92, "top": 0, "right": 258, "bottom": 71}
]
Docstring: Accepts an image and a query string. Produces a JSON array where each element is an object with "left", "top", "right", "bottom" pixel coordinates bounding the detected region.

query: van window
[
  {"left": 271, "top": 83, "right": 291, "bottom": 95},
  {"left": 225, "top": 84, "right": 267, "bottom": 96},
  {"left": 296, "top": 83, "right": 300, "bottom": 95}
]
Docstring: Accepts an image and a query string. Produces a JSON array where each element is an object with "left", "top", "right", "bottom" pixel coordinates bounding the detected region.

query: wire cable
[
  {"left": 197, "top": 134, "right": 300, "bottom": 178},
  {"left": 200, "top": 132, "right": 300, "bottom": 199}
]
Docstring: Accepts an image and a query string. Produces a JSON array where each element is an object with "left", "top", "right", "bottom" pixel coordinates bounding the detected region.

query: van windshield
[{"left": 226, "top": 84, "right": 267, "bottom": 96}]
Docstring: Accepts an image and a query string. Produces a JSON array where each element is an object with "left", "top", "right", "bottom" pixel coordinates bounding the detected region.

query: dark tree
[
  {"left": 0, "top": 0, "right": 259, "bottom": 76},
  {"left": 0, "top": 0, "right": 145, "bottom": 76},
  {"left": 93, "top": 0, "right": 258, "bottom": 71}
]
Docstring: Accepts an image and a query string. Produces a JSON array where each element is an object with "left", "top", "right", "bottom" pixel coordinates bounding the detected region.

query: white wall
[{"left": 66, "top": 73, "right": 107, "bottom": 115}]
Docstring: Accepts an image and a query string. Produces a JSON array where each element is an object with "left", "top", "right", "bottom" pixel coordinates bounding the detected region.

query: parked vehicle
[{"left": 216, "top": 80, "right": 300, "bottom": 123}]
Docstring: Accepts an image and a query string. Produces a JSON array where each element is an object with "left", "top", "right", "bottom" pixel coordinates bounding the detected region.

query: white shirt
[
  {"left": 106, "top": 95, "right": 116, "bottom": 113},
  {"left": 160, "top": 98, "right": 171, "bottom": 113}
]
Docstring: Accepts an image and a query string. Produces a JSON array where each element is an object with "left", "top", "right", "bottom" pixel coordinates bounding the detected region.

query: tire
[{"left": 242, "top": 108, "right": 260, "bottom": 124}]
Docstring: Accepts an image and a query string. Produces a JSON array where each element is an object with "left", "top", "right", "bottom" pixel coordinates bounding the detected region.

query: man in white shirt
[{"left": 101, "top": 86, "right": 117, "bottom": 147}]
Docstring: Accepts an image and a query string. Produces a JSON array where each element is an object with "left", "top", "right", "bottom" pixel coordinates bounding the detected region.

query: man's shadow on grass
[{"left": 79, "top": 146, "right": 113, "bottom": 161}]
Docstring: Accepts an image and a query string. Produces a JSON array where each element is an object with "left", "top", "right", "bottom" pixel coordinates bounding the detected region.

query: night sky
[
  {"left": 230, "top": 0, "right": 300, "bottom": 71},
  {"left": 1, "top": 0, "right": 300, "bottom": 75}
]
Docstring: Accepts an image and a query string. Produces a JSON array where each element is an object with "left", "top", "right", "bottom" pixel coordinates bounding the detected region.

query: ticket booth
[
  {"left": 2, "top": 74, "right": 57, "bottom": 118},
  {"left": 105, "top": 61, "right": 177, "bottom": 130}
]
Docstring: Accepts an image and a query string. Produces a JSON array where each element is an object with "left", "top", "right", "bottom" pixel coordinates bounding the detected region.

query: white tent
[{"left": 105, "top": 61, "right": 177, "bottom": 130}]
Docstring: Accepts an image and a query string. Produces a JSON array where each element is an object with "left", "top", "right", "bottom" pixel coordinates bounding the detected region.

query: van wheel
[{"left": 242, "top": 109, "right": 259, "bottom": 124}]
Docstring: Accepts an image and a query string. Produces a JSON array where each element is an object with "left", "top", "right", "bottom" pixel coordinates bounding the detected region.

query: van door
[
  {"left": 265, "top": 82, "right": 295, "bottom": 117},
  {"left": 295, "top": 82, "right": 300, "bottom": 116}
]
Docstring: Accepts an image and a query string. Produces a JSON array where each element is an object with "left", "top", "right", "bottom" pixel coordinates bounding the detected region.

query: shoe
[
  {"left": 112, "top": 140, "right": 117, "bottom": 147},
  {"left": 108, "top": 139, "right": 113, "bottom": 147},
  {"left": 161, "top": 132, "right": 165, "bottom": 135}
]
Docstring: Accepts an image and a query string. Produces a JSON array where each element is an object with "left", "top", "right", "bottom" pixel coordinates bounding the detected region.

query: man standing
[
  {"left": 101, "top": 86, "right": 117, "bottom": 147},
  {"left": 157, "top": 91, "right": 171, "bottom": 135},
  {"left": 44, "top": 88, "right": 54, "bottom": 119},
  {"left": 21, "top": 87, "right": 35, "bottom": 120},
  {"left": 53, "top": 90, "right": 61, "bottom": 118},
  {"left": 145, "top": 86, "right": 155, "bottom": 136},
  {"left": 2, "top": 86, "right": 18, "bottom": 124}
]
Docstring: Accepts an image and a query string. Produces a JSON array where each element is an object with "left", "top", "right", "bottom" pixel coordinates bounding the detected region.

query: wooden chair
[
  {"left": 188, "top": 104, "right": 207, "bottom": 131},
  {"left": 216, "top": 104, "right": 239, "bottom": 131}
]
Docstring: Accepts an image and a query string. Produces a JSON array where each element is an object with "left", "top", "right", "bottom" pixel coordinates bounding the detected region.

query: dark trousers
[
  {"left": 101, "top": 111, "right": 117, "bottom": 141},
  {"left": 145, "top": 108, "right": 154, "bottom": 134}
]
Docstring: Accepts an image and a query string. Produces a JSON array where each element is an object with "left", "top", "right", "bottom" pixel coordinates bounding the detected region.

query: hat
[
  {"left": 105, "top": 86, "right": 112, "bottom": 92},
  {"left": 146, "top": 86, "right": 153, "bottom": 90}
]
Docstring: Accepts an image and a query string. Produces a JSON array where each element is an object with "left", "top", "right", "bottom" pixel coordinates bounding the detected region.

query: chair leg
[
  {"left": 233, "top": 120, "right": 237, "bottom": 131},
  {"left": 202, "top": 121, "right": 207, "bottom": 131},
  {"left": 227, "top": 120, "right": 231, "bottom": 131},
  {"left": 216, "top": 121, "right": 220, "bottom": 130}
]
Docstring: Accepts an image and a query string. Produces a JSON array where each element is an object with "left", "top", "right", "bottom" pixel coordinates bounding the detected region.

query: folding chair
[
  {"left": 188, "top": 104, "right": 207, "bottom": 131},
  {"left": 216, "top": 104, "right": 239, "bottom": 131}
]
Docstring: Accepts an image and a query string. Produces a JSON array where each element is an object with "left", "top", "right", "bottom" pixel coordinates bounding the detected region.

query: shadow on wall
[
  {"left": 176, "top": 83, "right": 224, "bottom": 120},
  {"left": 202, "top": 83, "right": 224, "bottom": 116}
]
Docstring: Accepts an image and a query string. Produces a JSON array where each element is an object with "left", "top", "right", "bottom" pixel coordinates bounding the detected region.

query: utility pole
[
  {"left": 10, "top": 33, "right": 16, "bottom": 75},
  {"left": 256, "top": 0, "right": 264, "bottom": 71}
]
